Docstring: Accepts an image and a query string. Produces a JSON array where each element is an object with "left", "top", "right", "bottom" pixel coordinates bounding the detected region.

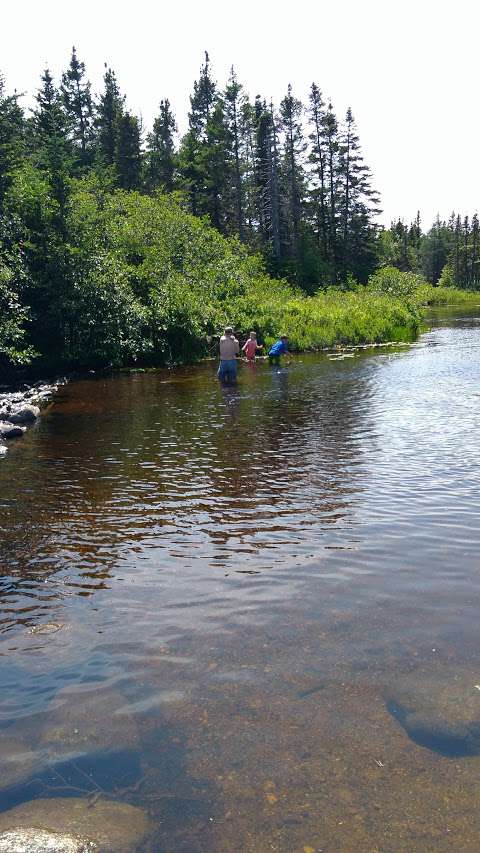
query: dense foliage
[{"left": 0, "top": 53, "right": 477, "bottom": 375}]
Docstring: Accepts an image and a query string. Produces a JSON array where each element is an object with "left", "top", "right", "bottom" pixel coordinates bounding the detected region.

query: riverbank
[{"left": 0, "top": 379, "right": 67, "bottom": 454}]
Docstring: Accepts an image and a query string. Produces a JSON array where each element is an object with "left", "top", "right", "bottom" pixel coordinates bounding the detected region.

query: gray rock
[
  {"left": 0, "top": 799, "right": 153, "bottom": 853},
  {"left": 0, "top": 423, "right": 26, "bottom": 439},
  {"left": 387, "top": 667, "right": 480, "bottom": 756},
  {"left": 7, "top": 405, "right": 40, "bottom": 425},
  {"left": 0, "top": 828, "right": 95, "bottom": 852}
]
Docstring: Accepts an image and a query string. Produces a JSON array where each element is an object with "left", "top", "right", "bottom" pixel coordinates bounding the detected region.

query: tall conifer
[{"left": 61, "top": 47, "right": 93, "bottom": 166}]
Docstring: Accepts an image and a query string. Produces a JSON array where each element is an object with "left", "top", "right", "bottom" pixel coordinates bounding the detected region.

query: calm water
[{"left": 1, "top": 310, "right": 480, "bottom": 851}]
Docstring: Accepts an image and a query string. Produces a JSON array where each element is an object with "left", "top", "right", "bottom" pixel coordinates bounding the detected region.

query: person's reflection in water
[
  {"left": 270, "top": 364, "right": 289, "bottom": 405},
  {"left": 219, "top": 382, "right": 241, "bottom": 421}
]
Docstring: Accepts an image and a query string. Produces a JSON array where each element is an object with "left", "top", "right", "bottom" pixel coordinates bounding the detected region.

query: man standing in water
[{"left": 218, "top": 326, "right": 240, "bottom": 383}]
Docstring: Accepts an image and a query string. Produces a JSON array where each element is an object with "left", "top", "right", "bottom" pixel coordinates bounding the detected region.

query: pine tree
[
  {"left": 337, "top": 108, "right": 381, "bottom": 280},
  {"left": 0, "top": 72, "right": 25, "bottom": 209},
  {"left": 255, "top": 102, "right": 281, "bottom": 265},
  {"left": 202, "top": 97, "right": 230, "bottom": 230},
  {"left": 454, "top": 213, "right": 461, "bottom": 283},
  {"left": 145, "top": 99, "right": 176, "bottom": 193},
  {"left": 32, "top": 68, "right": 71, "bottom": 213},
  {"left": 279, "top": 84, "right": 306, "bottom": 266},
  {"left": 115, "top": 112, "right": 142, "bottom": 190},
  {"left": 239, "top": 98, "right": 258, "bottom": 236},
  {"left": 321, "top": 102, "right": 339, "bottom": 278},
  {"left": 471, "top": 213, "right": 479, "bottom": 287},
  {"left": 307, "top": 83, "right": 327, "bottom": 255},
  {"left": 224, "top": 67, "right": 245, "bottom": 237},
  {"left": 189, "top": 51, "right": 216, "bottom": 139},
  {"left": 95, "top": 64, "right": 124, "bottom": 167},
  {"left": 60, "top": 46, "right": 93, "bottom": 166},
  {"left": 179, "top": 52, "right": 216, "bottom": 217}
]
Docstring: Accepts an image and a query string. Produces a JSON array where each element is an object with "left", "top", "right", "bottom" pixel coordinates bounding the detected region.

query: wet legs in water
[{"left": 218, "top": 359, "right": 238, "bottom": 384}]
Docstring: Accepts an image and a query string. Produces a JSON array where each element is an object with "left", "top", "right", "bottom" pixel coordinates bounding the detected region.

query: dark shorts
[{"left": 269, "top": 354, "right": 281, "bottom": 366}]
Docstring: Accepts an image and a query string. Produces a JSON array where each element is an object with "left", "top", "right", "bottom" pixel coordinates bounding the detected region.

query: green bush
[{"left": 367, "top": 266, "right": 424, "bottom": 299}]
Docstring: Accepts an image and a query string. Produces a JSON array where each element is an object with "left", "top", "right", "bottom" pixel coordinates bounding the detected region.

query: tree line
[
  {"left": 379, "top": 212, "right": 480, "bottom": 288},
  {"left": 0, "top": 48, "right": 383, "bottom": 289},
  {"left": 0, "top": 48, "right": 478, "bottom": 373}
]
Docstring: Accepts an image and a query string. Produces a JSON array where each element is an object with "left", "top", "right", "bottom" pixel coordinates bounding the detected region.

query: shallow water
[{"left": 1, "top": 309, "right": 480, "bottom": 851}]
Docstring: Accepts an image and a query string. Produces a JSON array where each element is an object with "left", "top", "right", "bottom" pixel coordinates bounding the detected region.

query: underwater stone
[{"left": 0, "top": 799, "right": 152, "bottom": 853}]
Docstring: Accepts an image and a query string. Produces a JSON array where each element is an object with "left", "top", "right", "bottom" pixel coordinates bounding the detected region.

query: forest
[{"left": 0, "top": 48, "right": 478, "bottom": 374}]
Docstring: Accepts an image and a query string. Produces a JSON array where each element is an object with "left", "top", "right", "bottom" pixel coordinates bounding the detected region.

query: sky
[{"left": 2, "top": 0, "right": 478, "bottom": 227}]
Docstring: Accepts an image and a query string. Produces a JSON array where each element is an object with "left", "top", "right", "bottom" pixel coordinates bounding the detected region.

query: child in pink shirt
[{"left": 242, "top": 331, "right": 263, "bottom": 362}]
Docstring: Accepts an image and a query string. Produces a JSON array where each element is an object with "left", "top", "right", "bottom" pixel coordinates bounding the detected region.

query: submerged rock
[
  {"left": 0, "top": 738, "right": 42, "bottom": 790},
  {"left": 39, "top": 687, "right": 139, "bottom": 757},
  {"left": 0, "top": 828, "right": 95, "bottom": 852},
  {"left": 28, "top": 622, "right": 64, "bottom": 636},
  {"left": 387, "top": 667, "right": 480, "bottom": 756},
  {"left": 7, "top": 405, "right": 40, "bottom": 425},
  {"left": 0, "top": 798, "right": 152, "bottom": 852},
  {"left": 0, "top": 423, "right": 26, "bottom": 439}
]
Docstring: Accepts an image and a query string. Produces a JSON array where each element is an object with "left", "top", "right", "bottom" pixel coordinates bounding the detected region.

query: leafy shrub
[{"left": 367, "top": 266, "right": 424, "bottom": 299}]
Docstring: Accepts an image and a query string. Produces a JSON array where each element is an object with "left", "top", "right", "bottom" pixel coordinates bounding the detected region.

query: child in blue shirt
[{"left": 268, "top": 336, "right": 289, "bottom": 366}]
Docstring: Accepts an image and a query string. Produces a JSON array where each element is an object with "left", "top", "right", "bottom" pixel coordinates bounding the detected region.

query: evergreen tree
[
  {"left": 279, "top": 84, "right": 306, "bottom": 266},
  {"left": 337, "top": 108, "right": 381, "bottom": 280},
  {"left": 115, "top": 112, "right": 141, "bottom": 190},
  {"left": 255, "top": 101, "right": 281, "bottom": 265},
  {"left": 189, "top": 51, "right": 216, "bottom": 139},
  {"left": 321, "top": 102, "right": 339, "bottom": 278},
  {"left": 145, "top": 99, "right": 176, "bottom": 193},
  {"left": 32, "top": 68, "right": 71, "bottom": 214},
  {"left": 307, "top": 83, "right": 327, "bottom": 256},
  {"left": 60, "top": 46, "right": 93, "bottom": 166},
  {"left": 95, "top": 64, "right": 124, "bottom": 168},
  {"left": 202, "top": 97, "right": 230, "bottom": 230},
  {"left": 471, "top": 213, "right": 479, "bottom": 287},
  {"left": 179, "top": 52, "right": 216, "bottom": 218},
  {"left": 0, "top": 72, "right": 25, "bottom": 209},
  {"left": 224, "top": 67, "right": 245, "bottom": 237}
]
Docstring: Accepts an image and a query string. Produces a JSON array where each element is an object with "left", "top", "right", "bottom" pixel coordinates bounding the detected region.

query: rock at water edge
[{"left": 0, "top": 799, "right": 153, "bottom": 853}]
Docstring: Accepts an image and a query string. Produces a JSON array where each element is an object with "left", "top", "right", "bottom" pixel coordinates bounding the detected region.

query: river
[{"left": 1, "top": 308, "right": 480, "bottom": 851}]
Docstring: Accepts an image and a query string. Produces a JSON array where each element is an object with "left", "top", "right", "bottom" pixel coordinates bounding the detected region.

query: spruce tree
[
  {"left": 145, "top": 99, "right": 176, "bottom": 193},
  {"left": 203, "top": 97, "right": 230, "bottom": 230},
  {"left": 279, "top": 84, "right": 306, "bottom": 266},
  {"left": 179, "top": 52, "right": 216, "bottom": 217},
  {"left": 60, "top": 46, "right": 93, "bottom": 166},
  {"left": 255, "top": 101, "right": 281, "bottom": 265},
  {"left": 307, "top": 83, "right": 327, "bottom": 256},
  {"left": 471, "top": 213, "right": 479, "bottom": 287},
  {"left": 321, "top": 102, "right": 339, "bottom": 278},
  {"left": 224, "top": 67, "right": 245, "bottom": 237},
  {"left": 95, "top": 64, "right": 124, "bottom": 168},
  {"left": 189, "top": 51, "right": 216, "bottom": 139},
  {"left": 337, "top": 108, "right": 381, "bottom": 281},
  {"left": 0, "top": 72, "right": 25, "bottom": 209},
  {"left": 32, "top": 68, "right": 71, "bottom": 213},
  {"left": 115, "top": 112, "right": 142, "bottom": 190}
]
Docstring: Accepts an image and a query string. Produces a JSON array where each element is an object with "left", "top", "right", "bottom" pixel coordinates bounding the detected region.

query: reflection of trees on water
[{"left": 0, "top": 360, "right": 374, "bottom": 596}]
